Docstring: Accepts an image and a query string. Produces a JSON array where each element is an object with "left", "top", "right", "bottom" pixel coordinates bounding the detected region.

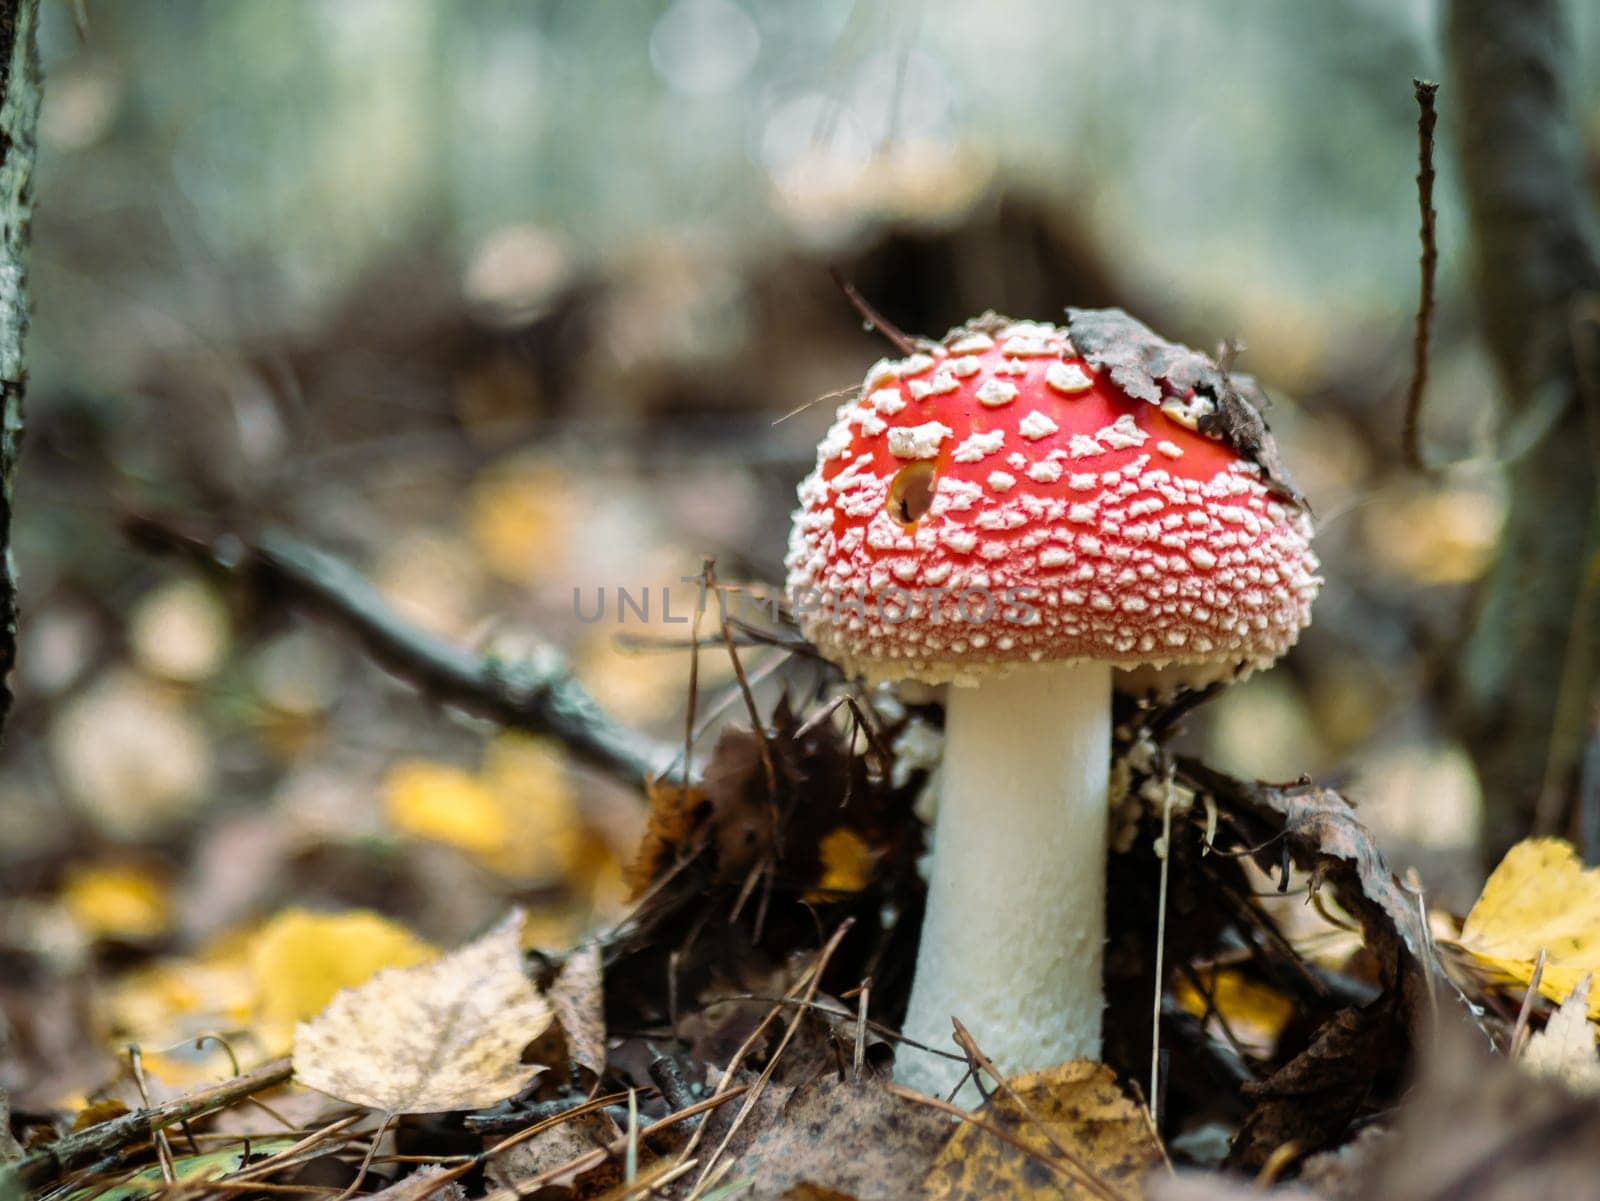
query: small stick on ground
[
  {"left": 3, "top": 1057, "right": 294, "bottom": 1194},
  {"left": 1403, "top": 78, "right": 1440, "bottom": 471},
  {"left": 950, "top": 1021, "right": 1132, "bottom": 1201},
  {"left": 687, "top": 921, "right": 856, "bottom": 1191},
  {"left": 1510, "top": 947, "right": 1549, "bottom": 1060}
]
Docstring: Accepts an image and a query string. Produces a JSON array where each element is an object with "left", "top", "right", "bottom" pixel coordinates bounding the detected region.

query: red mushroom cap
[{"left": 784, "top": 312, "right": 1321, "bottom": 686}]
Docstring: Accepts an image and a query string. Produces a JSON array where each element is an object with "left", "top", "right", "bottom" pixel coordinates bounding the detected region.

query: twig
[
  {"left": 1402, "top": 78, "right": 1440, "bottom": 472},
  {"left": 124, "top": 515, "right": 678, "bottom": 793},
  {"left": 1150, "top": 775, "right": 1177, "bottom": 1129},
  {"left": 828, "top": 269, "right": 917, "bottom": 357},
  {"left": 949, "top": 1021, "right": 1133, "bottom": 1201},
  {"left": 887, "top": 1084, "right": 1133, "bottom": 1200},
  {"left": 3, "top": 1057, "right": 294, "bottom": 1194},
  {"left": 689, "top": 921, "right": 856, "bottom": 1190},
  {"left": 476, "top": 1088, "right": 748, "bottom": 1201},
  {"left": 1509, "top": 947, "right": 1549, "bottom": 1059},
  {"left": 126, "top": 1046, "right": 177, "bottom": 1183}
]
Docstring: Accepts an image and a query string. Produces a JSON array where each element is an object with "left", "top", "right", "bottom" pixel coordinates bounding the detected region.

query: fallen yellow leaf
[
  {"left": 1174, "top": 968, "right": 1294, "bottom": 1051},
  {"left": 62, "top": 864, "right": 171, "bottom": 941},
  {"left": 465, "top": 463, "right": 574, "bottom": 586},
  {"left": 1455, "top": 838, "right": 1600, "bottom": 1017},
  {"left": 383, "top": 760, "right": 508, "bottom": 858},
  {"left": 293, "top": 911, "right": 551, "bottom": 1113},
  {"left": 251, "top": 908, "right": 437, "bottom": 1033},
  {"left": 922, "top": 1061, "right": 1162, "bottom": 1201},
  {"left": 804, "top": 827, "right": 874, "bottom": 901}
]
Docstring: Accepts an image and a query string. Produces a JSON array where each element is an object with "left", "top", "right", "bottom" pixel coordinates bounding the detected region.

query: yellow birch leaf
[
  {"left": 292, "top": 910, "right": 551, "bottom": 1113},
  {"left": 804, "top": 828, "right": 874, "bottom": 901},
  {"left": 922, "top": 1061, "right": 1162, "bottom": 1201},
  {"left": 383, "top": 760, "right": 508, "bottom": 858},
  {"left": 1174, "top": 968, "right": 1294, "bottom": 1050},
  {"left": 251, "top": 908, "right": 437, "bottom": 1033},
  {"left": 1455, "top": 838, "right": 1600, "bottom": 1017},
  {"left": 62, "top": 864, "right": 171, "bottom": 941}
]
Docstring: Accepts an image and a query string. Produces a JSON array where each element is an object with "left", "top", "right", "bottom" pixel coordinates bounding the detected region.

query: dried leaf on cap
[{"left": 1065, "top": 307, "right": 1304, "bottom": 506}]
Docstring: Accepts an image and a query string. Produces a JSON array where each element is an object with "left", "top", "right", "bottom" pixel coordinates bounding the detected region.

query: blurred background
[{"left": 2, "top": 0, "right": 1598, "bottom": 1107}]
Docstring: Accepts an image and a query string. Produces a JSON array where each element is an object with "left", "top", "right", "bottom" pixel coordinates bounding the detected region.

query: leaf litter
[{"left": 19, "top": 582, "right": 1600, "bottom": 1201}]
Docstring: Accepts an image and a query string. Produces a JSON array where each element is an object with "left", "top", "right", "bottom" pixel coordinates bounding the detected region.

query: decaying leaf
[
  {"left": 366, "top": 1164, "right": 466, "bottom": 1201},
  {"left": 293, "top": 911, "right": 552, "bottom": 1113},
  {"left": 922, "top": 1061, "right": 1163, "bottom": 1201},
  {"left": 715, "top": 1075, "right": 952, "bottom": 1201},
  {"left": 547, "top": 944, "right": 606, "bottom": 1081},
  {"left": 1454, "top": 838, "right": 1600, "bottom": 1016},
  {"left": 1522, "top": 975, "right": 1600, "bottom": 1094},
  {"left": 484, "top": 1107, "right": 622, "bottom": 1196},
  {"left": 1064, "top": 307, "right": 1304, "bottom": 505},
  {"left": 1229, "top": 1000, "right": 1403, "bottom": 1172}
]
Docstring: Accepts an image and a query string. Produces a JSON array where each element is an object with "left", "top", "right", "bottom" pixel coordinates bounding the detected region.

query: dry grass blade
[{"left": 687, "top": 920, "right": 856, "bottom": 1190}]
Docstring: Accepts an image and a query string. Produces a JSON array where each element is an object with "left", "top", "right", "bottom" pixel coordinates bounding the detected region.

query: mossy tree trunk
[
  {"left": 0, "top": 0, "right": 38, "bottom": 740},
  {"left": 1445, "top": 0, "right": 1600, "bottom": 857}
]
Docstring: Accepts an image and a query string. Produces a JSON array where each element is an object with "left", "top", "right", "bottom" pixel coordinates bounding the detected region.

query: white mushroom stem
[{"left": 896, "top": 659, "right": 1110, "bottom": 1103}]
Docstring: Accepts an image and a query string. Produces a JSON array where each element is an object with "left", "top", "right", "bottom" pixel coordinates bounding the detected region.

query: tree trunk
[
  {"left": 0, "top": 0, "right": 38, "bottom": 739},
  {"left": 1444, "top": 0, "right": 1600, "bottom": 857}
]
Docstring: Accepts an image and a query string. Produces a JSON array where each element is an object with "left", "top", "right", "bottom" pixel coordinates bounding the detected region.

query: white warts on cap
[
  {"left": 1156, "top": 440, "right": 1184, "bottom": 459},
  {"left": 870, "top": 387, "right": 907, "bottom": 415},
  {"left": 1018, "top": 411, "right": 1059, "bottom": 441},
  {"left": 889, "top": 421, "right": 954, "bottom": 460},
  {"left": 1096, "top": 414, "right": 1148, "bottom": 449},
  {"left": 976, "top": 379, "right": 1019, "bottom": 408},
  {"left": 952, "top": 429, "right": 1007, "bottom": 463},
  {"left": 1045, "top": 362, "right": 1094, "bottom": 395},
  {"left": 987, "top": 471, "right": 1016, "bottom": 493}
]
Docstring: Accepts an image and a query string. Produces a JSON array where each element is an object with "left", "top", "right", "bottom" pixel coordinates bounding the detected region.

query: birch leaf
[
  {"left": 1455, "top": 838, "right": 1600, "bottom": 1016},
  {"left": 293, "top": 911, "right": 551, "bottom": 1112},
  {"left": 1523, "top": 975, "right": 1600, "bottom": 1094}
]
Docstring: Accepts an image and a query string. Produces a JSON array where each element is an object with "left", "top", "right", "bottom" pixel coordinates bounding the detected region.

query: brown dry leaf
[
  {"left": 484, "top": 1107, "right": 622, "bottom": 1195},
  {"left": 1522, "top": 975, "right": 1600, "bottom": 1094},
  {"left": 1454, "top": 838, "right": 1600, "bottom": 1016},
  {"left": 626, "top": 776, "right": 711, "bottom": 898},
  {"left": 367, "top": 1165, "right": 466, "bottom": 1201},
  {"left": 922, "top": 1062, "right": 1162, "bottom": 1201},
  {"left": 1230, "top": 1000, "right": 1403, "bottom": 1172},
  {"left": 293, "top": 911, "right": 552, "bottom": 1113},
  {"left": 716, "top": 1075, "right": 952, "bottom": 1201},
  {"left": 548, "top": 944, "right": 606, "bottom": 1081}
]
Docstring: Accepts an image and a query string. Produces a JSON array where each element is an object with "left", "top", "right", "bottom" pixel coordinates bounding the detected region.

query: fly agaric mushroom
[{"left": 784, "top": 309, "right": 1320, "bottom": 1099}]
